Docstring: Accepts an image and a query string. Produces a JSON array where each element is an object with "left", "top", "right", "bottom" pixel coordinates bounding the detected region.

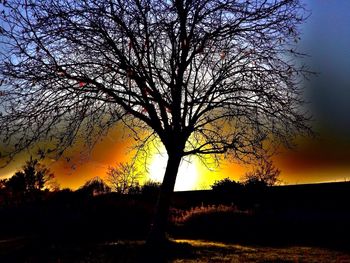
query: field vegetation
[{"left": 1, "top": 160, "right": 350, "bottom": 262}]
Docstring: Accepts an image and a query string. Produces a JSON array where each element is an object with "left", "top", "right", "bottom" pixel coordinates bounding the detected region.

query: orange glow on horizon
[{"left": 2, "top": 128, "right": 350, "bottom": 190}]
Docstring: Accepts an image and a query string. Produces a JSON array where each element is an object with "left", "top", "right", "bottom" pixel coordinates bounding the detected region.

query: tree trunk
[{"left": 146, "top": 152, "right": 182, "bottom": 247}]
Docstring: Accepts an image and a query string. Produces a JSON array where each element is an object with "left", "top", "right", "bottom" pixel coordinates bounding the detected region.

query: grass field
[
  {"left": 1, "top": 183, "right": 350, "bottom": 262},
  {"left": 1, "top": 238, "right": 350, "bottom": 262},
  {"left": 173, "top": 239, "right": 350, "bottom": 263}
]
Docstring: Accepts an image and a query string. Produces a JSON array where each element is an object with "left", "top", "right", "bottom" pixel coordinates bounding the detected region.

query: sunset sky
[{"left": 1, "top": 0, "right": 350, "bottom": 191}]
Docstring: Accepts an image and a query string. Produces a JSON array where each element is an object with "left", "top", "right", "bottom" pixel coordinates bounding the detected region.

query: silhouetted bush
[
  {"left": 242, "top": 159, "right": 281, "bottom": 186},
  {"left": 210, "top": 178, "right": 244, "bottom": 207},
  {"left": 141, "top": 181, "right": 161, "bottom": 198},
  {"left": 211, "top": 178, "right": 243, "bottom": 193},
  {"left": 77, "top": 177, "right": 111, "bottom": 196},
  {"left": 244, "top": 178, "right": 268, "bottom": 190},
  {"left": 128, "top": 184, "right": 142, "bottom": 195}
]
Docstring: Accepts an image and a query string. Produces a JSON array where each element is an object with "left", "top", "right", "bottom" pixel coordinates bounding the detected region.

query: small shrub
[
  {"left": 141, "top": 180, "right": 161, "bottom": 197},
  {"left": 211, "top": 178, "right": 243, "bottom": 193},
  {"left": 171, "top": 204, "right": 250, "bottom": 225},
  {"left": 170, "top": 204, "right": 254, "bottom": 240}
]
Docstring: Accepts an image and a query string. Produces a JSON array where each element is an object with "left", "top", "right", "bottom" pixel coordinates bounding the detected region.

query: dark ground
[
  {"left": 1, "top": 237, "right": 350, "bottom": 262},
  {"left": 1, "top": 182, "right": 350, "bottom": 262}
]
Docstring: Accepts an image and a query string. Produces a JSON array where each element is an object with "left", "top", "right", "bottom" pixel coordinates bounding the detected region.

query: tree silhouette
[
  {"left": 5, "top": 157, "right": 54, "bottom": 193},
  {"left": 211, "top": 178, "right": 243, "bottom": 193},
  {"left": 0, "top": 0, "right": 311, "bottom": 245},
  {"left": 6, "top": 171, "right": 26, "bottom": 194},
  {"left": 243, "top": 159, "right": 281, "bottom": 187},
  {"left": 106, "top": 162, "right": 140, "bottom": 194},
  {"left": 79, "top": 177, "right": 111, "bottom": 196}
]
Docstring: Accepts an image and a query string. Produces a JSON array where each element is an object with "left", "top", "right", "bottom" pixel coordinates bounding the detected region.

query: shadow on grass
[
  {"left": 0, "top": 237, "right": 196, "bottom": 263},
  {"left": 1, "top": 237, "right": 350, "bottom": 263}
]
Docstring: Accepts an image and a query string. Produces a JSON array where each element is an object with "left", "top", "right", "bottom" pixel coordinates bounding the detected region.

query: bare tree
[
  {"left": 79, "top": 176, "right": 111, "bottom": 196},
  {"left": 242, "top": 159, "right": 281, "bottom": 187},
  {"left": 106, "top": 162, "right": 140, "bottom": 194},
  {"left": 0, "top": 0, "right": 311, "bottom": 245}
]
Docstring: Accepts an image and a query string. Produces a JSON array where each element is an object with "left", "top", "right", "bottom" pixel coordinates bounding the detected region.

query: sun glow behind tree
[{"left": 149, "top": 152, "right": 199, "bottom": 191}]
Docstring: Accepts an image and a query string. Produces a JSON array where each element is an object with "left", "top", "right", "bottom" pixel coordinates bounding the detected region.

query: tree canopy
[
  {"left": 0, "top": 0, "right": 310, "bottom": 164},
  {"left": 0, "top": 0, "right": 311, "bottom": 245}
]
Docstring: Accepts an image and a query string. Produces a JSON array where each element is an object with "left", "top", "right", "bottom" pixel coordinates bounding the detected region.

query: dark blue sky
[
  {"left": 272, "top": 0, "right": 350, "bottom": 184},
  {"left": 301, "top": 0, "right": 350, "bottom": 135}
]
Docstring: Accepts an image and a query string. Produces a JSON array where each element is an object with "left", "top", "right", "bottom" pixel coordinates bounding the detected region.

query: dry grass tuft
[{"left": 170, "top": 204, "right": 250, "bottom": 225}]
